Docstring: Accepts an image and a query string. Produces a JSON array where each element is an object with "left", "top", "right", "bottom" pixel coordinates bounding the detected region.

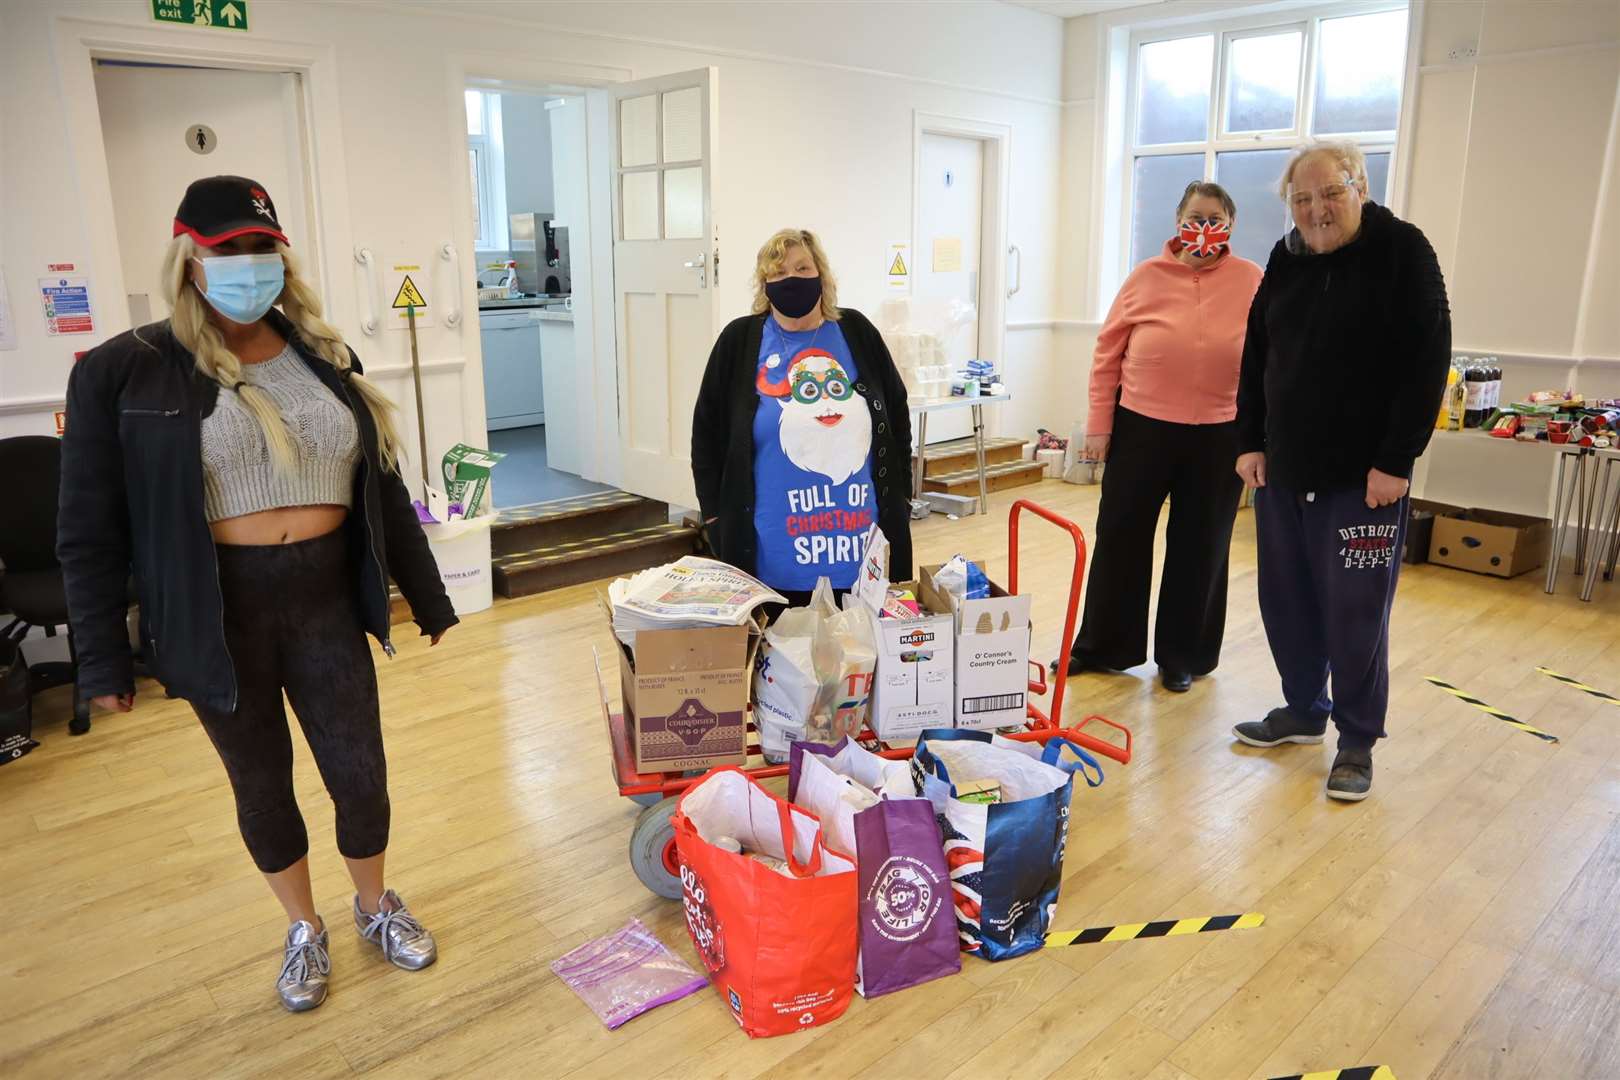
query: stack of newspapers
[{"left": 608, "top": 557, "right": 785, "bottom": 649}]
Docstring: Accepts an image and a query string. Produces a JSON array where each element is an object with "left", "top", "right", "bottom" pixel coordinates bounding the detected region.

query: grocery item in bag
[
  {"left": 550, "top": 919, "right": 708, "bottom": 1029},
  {"left": 754, "top": 609, "right": 820, "bottom": 764},
  {"left": 789, "top": 739, "right": 961, "bottom": 998},
  {"left": 912, "top": 729, "right": 1103, "bottom": 961},
  {"left": 753, "top": 579, "right": 877, "bottom": 762},
  {"left": 674, "top": 767, "right": 857, "bottom": 1038}
]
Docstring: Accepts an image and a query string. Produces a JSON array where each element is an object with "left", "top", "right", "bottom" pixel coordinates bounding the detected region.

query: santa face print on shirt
[
  {"left": 752, "top": 320, "right": 878, "bottom": 592},
  {"left": 757, "top": 348, "right": 873, "bottom": 484}
]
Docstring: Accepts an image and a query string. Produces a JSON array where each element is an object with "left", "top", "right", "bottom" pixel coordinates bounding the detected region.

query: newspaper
[{"left": 608, "top": 557, "right": 785, "bottom": 648}]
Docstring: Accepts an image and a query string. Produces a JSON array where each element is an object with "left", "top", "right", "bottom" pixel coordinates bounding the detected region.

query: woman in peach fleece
[{"left": 1059, "top": 181, "right": 1262, "bottom": 692}]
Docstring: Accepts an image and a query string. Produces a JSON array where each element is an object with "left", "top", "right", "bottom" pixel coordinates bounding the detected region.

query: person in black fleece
[{"left": 1230, "top": 141, "right": 1451, "bottom": 802}]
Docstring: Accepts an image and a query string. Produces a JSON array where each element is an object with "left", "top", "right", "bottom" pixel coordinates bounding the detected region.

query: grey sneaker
[
  {"left": 1327, "top": 748, "right": 1373, "bottom": 802},
  {"left": 1232, "top": 706, "right": 1327, "bottom": 748},
  {"left": 355, "top": 889, "right": 437, "bottom": 970},
  {"left": 276, "top": 920, "right": 330, "bottom": 1012}
]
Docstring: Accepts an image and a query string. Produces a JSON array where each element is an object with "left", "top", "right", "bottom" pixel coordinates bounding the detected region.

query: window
[
  {"left": 465, "top": 89, "right": 507, "bottom": 251},
  {"left": 1125, "top": 6, "right": 1408, "bottom": 269},
  {"left": 615, "top": 86, "right": 705, "bottom": 241}
]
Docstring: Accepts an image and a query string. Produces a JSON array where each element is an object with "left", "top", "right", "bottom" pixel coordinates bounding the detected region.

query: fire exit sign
[{"left": 151, "top": 0, "right": 249, "bottom": 31}]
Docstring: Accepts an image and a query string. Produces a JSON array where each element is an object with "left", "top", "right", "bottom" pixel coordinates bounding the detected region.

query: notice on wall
[
  {"left": 151, "top": 0, "right": 249, "bottom": 32},
  {"left": 385, "top": 259, "right": 433, "bottom": 329},
  {"left": 887, "top": 242, "right": 910, "bottom": 292},
  {"left": 0, "top": 269, "right": 17, "bottom": 350},
  {"left": 932, "top": 237, "right": 962, "bottom": 274},
  {"left": 39, "top": 273, "right": 95, "bottom": 336}
]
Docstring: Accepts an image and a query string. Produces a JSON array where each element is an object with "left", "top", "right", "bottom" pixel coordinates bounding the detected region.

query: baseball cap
[{"left": 173, "top": 176, "right": 290, "bottom": 247}]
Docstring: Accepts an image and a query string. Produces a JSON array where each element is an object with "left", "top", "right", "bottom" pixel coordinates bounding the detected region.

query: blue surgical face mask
[{"left": 192, "top": 253, "right": 285, "bottom": 324}]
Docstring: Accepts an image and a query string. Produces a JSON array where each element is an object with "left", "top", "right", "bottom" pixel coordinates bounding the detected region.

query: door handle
[
  {"left": 1007, "top": 244, "right": 1022, "bottom": 298},
  {"left": 684, "top": 252, "right": 707, "bottom": 288},
  {"left": 354, "top": 247, "right": 380, "bottom": 335}
]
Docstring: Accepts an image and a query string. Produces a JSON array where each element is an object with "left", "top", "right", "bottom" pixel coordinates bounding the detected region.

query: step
[
  {"left": 490, "top": 490, "right": 667, "bottom": 558},
  {"left": 922, "top": 459, "right": 1048, "bottom": 497},
  {"left": 388, "top": 585, "right": 412, "bottom": 626},
  {"left": 922, "top": 436, "right": 1029, "bottom": 477},
  {"left": 493, "top": 522, "right": 701, "bottom": 598}
]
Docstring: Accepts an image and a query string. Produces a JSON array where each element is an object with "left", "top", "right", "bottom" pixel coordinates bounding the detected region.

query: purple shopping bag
[{"left": 789, "top": 739, "right": 962, "bottom": 997}]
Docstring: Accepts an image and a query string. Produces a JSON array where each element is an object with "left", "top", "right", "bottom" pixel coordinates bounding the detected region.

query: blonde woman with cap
[
  {"left": 691, "top": 228, "right": 913, "bottom": 603},
  {"left": 59, "top": 176, "right": 456, "bottom": 1011}
]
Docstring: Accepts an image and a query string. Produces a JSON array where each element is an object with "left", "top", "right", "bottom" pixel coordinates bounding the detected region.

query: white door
[
  {"left": 915, "top": 133, "right": 985, "bottom": 444},
  {"left": 93, "top": 62, "right": 308, "bottom": 324},
  {"left": 607, "top": 68, "right": 719, "bottom": 510}
]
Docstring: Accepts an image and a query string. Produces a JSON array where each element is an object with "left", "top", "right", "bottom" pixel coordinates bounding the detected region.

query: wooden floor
[{"left": 5, "top": 478, "right": 1620, "bottom": 1080}]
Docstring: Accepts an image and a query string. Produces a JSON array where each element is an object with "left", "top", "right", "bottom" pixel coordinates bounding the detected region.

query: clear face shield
[{"left": 1283, "top": 174, "right": 1364, "bottom": 255}]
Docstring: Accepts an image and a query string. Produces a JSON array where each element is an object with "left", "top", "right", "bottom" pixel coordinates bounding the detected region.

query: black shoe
[
  {"left": 1051, "top": 655, "right": 1094, "bottom": 678},
  {"left": 1231, "top": 707, "right": 1326, "bottom": 748},
  {"left": 1326, "top": 748, "right": 1373, "bottom": 801},
  {"left": 1160, "top": 669, "right": 1192, "bottom": 693}
]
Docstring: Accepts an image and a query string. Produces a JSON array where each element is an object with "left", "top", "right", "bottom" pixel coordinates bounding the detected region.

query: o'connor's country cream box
[{"left": 920, "top": 561, "right": 1033, "bottom": 732}]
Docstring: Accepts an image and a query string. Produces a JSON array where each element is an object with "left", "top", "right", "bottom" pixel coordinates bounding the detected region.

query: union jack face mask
[{"left": 1178, "top": 218, "right": 1232, "bottom": 258}]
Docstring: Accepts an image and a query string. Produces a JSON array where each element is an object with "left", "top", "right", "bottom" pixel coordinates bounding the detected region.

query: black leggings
[{"left": 192, "top": 529, "right": 389, "bottom": 874}]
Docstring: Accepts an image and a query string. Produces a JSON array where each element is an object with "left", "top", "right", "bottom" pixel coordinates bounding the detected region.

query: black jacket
[
  {"left": 691, "top": 308, "right": 914, "bottom": 582},
  {"left": 58, "top": 310, "right": 457, "bottom": 714},
  {"left": 1236, "top": 202, "right": 1452, "bottom": 491}
]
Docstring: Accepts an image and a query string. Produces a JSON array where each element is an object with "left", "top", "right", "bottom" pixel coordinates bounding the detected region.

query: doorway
[
  {"left": 465, "top": 84, "right": 613, "bottom": 508},
  {"left": 92, "top": 61, "right": 310, "bottom": 326},
  {"left": 914, "top": 131, "right": 989, "bottom": 444}
]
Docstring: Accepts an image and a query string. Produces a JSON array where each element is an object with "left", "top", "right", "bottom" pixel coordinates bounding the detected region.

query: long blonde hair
[
  {"left": 160, "top": 234, "right": 403, "bottom": 471},
  {"left": 750, "top": 228, "right": 841, "bottom": 322}
]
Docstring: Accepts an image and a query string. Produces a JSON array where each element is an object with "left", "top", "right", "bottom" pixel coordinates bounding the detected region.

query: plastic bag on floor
[{"left": 551, "top": 918, "right": 708, "bottom": 1029}]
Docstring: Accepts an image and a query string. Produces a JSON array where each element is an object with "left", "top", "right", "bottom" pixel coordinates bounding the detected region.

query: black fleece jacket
[
  {"left": 57, "top": 311, "right": 456, "bottom": 714},
  {"left": 1236, "top": 202, "right": 1452, "bottom": 492}
]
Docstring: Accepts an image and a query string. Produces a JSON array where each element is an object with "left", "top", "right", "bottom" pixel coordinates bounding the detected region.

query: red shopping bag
[{"left": 674, "top": 767, "right": 858, "bottom": 1038}]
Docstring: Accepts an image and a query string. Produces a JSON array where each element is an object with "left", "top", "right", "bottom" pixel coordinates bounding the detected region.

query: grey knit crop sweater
[{"left": 200, "top": 343, "right": 360, "bottom": 522}]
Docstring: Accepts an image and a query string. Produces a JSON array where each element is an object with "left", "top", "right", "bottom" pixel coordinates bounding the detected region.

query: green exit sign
[{"left": 152, "top": 0, "right": 249, "bottom": 31}]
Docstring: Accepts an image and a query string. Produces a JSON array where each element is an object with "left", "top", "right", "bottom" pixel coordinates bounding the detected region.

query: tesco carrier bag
[
  {"left": 673, "top": 767, "right": 857, "bottom": 1037},
  {"left": 912, "top": 729, "right": 1103, "bottom": 960},
  {"left": 788, "top": 738, "right": 961, "bottom": 998}
]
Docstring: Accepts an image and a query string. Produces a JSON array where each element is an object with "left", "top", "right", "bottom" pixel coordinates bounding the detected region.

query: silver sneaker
[
  {"left": 355, "top": 889, "right": 437, "bottom": 970},
  {"left": 277, "top": 920, "right": 330, "bottom": 1012}
]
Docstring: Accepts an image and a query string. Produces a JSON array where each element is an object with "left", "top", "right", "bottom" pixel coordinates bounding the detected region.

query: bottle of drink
[
  {"left": 1489, "top": 356, "right": 1503, "bottom": 415},
  {"left": 1463, "top": 362, "right": 1485, "bottom": 428}
]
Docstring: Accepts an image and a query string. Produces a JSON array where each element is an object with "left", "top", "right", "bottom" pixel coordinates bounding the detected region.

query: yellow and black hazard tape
[
  {"left": 1267, "top": 1067, "right": 1396, "bottom": 1080},
  {"left": 1423, "top": 677, "right": 1559, "bottom": 743},
  {"left": 1537, "top": 666, "right": 1620, "bottom": 706},
  {"left": 1044, "top": 911, "right": 1263, "bottom": 947}
]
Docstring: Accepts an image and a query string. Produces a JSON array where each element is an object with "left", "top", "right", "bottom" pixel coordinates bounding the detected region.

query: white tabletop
[{"left": 910, "top": 391, "right": 1012, "bottom": 414}]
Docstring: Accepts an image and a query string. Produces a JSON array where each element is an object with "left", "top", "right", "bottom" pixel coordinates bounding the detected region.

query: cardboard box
[
  {"left": 1405, "top": 499, "right": 1465, "bottom": 565},
  {"left": 869, "top": 581, "right": 955, "bottom": 742},
  {"left": 920, "top": 561, "right": 1032, "bottom": 732},
  {"left": 600, "top": 603, "right": 762, "bottom": 773},
  {"left": 1429, "top": 508, "right": 1551, "bottom": 578},
  {"left": 441, "top": 443, "right": 506, "bottom": 518}
]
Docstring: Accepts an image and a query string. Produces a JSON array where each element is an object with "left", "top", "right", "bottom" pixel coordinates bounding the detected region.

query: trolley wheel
[{"left": 629, "top": 796, "right": 682, "bottom": 899}]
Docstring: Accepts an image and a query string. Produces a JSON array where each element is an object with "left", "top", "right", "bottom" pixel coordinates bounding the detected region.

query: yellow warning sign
[
  {"left": 889, "top": 251, "right": 908, "bottom": 277},
  {"left": 392, "top": 274, "right": 427, "bottom": 309},
  {"left": 887, "top": 241, "right": 910, "bottom": 292}
]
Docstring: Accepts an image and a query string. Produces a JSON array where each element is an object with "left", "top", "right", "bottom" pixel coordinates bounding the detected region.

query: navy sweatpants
[{"left": 1254, "top": 484, "right": 1407, "bottom": 751}]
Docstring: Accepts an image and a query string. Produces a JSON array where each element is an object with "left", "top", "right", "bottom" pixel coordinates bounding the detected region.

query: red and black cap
[{"left": 173, "top": 175, "right": 290, "bottom": 247}]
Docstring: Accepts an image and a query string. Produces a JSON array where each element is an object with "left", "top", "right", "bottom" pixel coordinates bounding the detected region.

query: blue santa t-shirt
[{"left": 751, "top": 317, "right": 877, "bottom": 591}]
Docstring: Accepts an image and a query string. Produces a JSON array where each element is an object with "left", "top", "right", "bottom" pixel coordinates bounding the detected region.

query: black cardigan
[
  {"left": 691, "top": 308, "right": 914, "bottom": 582},
  {"left": 58, "top": 311, "right": 456, "bottom": 714},
  {"left": 1236, "top": 202, "right": 1452, "bottom": 492}
]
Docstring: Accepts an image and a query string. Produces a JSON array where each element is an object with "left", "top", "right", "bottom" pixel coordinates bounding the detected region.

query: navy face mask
[{"left": 765, "top": 275, "right": 822, "bottom": 319}]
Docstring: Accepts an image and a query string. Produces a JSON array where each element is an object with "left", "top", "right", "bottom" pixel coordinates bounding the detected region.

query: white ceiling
[{"left": 1003, "top": 0, "right": 1166, "bottom": 18}]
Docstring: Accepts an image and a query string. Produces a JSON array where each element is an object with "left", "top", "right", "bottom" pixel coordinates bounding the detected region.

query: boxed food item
[
  {"left": 440, "top": 443, "right": 506, "bottom": 518},
  {"left": 599, "top": 604, "right": 764, "bottom": 773},
  {"left": 1405, "top": 499, "right": 1465, "bottom": 565},
  {"left": 868, "top": 582, "right": 955, "bottom": 742},
  {"left": 1429, "top": 508, "right": 1551, "bottom": 578},
  {"left": 920, "top": 560, "right": 1032, "bottom": 731}
]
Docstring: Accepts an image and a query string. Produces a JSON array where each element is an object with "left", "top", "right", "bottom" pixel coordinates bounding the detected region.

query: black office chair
[{"left": 0, "top": 435, "right": 92, "bottom": 734}]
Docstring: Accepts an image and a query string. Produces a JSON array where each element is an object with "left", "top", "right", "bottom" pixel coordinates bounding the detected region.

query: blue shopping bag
[{"left": 911, "top": 729, "right": 1102, "bottom": 961}]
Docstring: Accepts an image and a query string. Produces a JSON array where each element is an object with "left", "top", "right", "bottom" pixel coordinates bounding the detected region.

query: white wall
[
  {"left": 0, "top": 0, "right": 1076, "bottom": 486},
  {"left": 500, "top": 91, "right": 555, "bottom": 220}
]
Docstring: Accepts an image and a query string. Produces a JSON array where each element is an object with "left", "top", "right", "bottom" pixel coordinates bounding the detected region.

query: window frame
[
  {"left": 1119, "top": 0, "right": 1408, "bottom": 276},
  {"left": 465, "top": 89, "right": 508, "bottom": 252}
]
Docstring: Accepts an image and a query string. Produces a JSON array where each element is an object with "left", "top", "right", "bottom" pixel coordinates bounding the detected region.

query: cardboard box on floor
[
  {"left": 1428, "top": 508, "right": 1551, "bottom": 578},
  {"left": 919, "top": 560, "right": 1032, "bottom": 731},
  {"left": 1405, "top": 499, "right": 1465, "bottom": 565},
  {"left": 596, "top": 597, "right": 762, "bottom": 772}
]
